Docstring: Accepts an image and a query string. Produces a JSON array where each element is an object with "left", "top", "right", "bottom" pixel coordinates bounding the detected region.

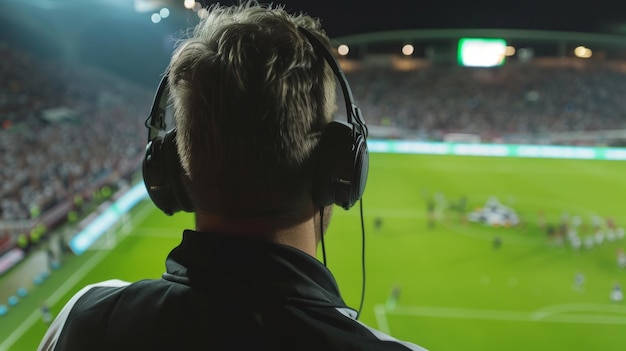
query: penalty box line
[{"left": 374, "top": 303, "right": 626, "bottom": 333}]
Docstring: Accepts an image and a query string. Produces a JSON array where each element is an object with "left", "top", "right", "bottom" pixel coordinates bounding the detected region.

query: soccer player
[
  {"left": 37, "top": 3, "right": 426, "bottom": 351},
  {"left": 426, "top": 197, "right": 436, "bottom": 229},
  {"left": 617, "top": 248, "right": 626, "bottom": 268},
  {"left": 374, "top": 216, "right": 383, "bottom": 231},
  {"left": 386, "top": 284, "right": 402, "bottom": 310},
  {"left": 40, "top": 301, "right": 52, "bottom": 324},
  {"left": 573, "top": 272, "right": 585, "bottom": 293},
  {"left": 493, "top": 236, "right": 502, "bottom": 250},
  {"left": 611, "top": 282, "right": 623, "bottom": 302},
  {"left": 584, "top": 234, "right": 595, "bottom": 250}
]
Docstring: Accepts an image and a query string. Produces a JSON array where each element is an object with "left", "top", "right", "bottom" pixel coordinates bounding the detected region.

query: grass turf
[{"left": 3, "top": 153, "right": 626, "bottom": 350}]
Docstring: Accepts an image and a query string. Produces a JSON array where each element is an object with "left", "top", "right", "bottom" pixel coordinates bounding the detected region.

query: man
[
  {"left": 38, "top": 2, "right": 426, "bottom": 351},
  {"left": 611, "top": 282, "right": 623, "bottom": 302}
]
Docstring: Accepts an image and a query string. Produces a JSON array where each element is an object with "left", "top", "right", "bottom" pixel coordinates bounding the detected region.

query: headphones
[{"left": 142, "top": 27, "right": 369, "bottom": 216}]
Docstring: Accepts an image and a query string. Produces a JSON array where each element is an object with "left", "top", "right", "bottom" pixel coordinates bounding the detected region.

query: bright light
[
  {"left": 151, "top": 13, "right": 161, "bottom": 23},
  {"left": 193, "top": 2, "right": 202, "bottom": 11},
  {"left": 197, "top": 8, "right": 209, "bottom": 19},
  {"left": 505, "top": 45, "right": 516, "bottom": 56},
  {"left": 184, "top": 0, "right": 195, "bottom": 9},
  {"left": 458, "top": 38, "right": 507, "bottom": 67},
  {"left": 402, "top": 44, "right": 414, "bottom": 56},
  {"left": 134, "top": 0, "right": 161, "bottom": 13},
  {"left": 159, "top": 8, "right": 170, "bottom": 18},
  {"left": 337, "top": 44, "right": 349, "bottom": 56},
  {"left": 574, "top": 46, "right": 592, "bottom": 58}
]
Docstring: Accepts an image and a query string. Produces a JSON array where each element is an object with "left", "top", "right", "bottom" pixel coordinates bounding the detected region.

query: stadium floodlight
[
  {"left": 574, "top": 46, "right": 592, "bottom": 58},
  {"left": 402, "top": 44, "right": 414, "bottom": 56},
  {"left": 458, "top": 38, "right": 507, "bottom": 67},
  {"left": 184, "top": 0, "right": 196, "bottom": 9},
  {"left": 151, "top": 13, "right": 161, "bottom": 23},
  {"left": 134, "top": 0, "right": 163, "bottom": 12},
  {"left": 337, "top": 44, "right": 349, "bottom": 56},
  {"left": 505, "top": 45, "right": 516, "bottom": 56}
]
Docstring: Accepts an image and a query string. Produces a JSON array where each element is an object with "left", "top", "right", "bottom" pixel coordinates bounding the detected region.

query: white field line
[
  {"left": 0, "top": 202, "right": 156, "bottom": 351},
  {"left": 375, "top": 303, "right": 626, "bottom": 331},
  {"left": 531, "top": 303, "right": 626, "bottom": 320},
  {"left": 374, "top": 304, "right": 391, "bottom": 334}
]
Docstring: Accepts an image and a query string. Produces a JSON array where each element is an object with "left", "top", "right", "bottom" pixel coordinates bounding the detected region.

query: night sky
[{"left": 234, "top": 0, "right": 626, "bottom": 38}]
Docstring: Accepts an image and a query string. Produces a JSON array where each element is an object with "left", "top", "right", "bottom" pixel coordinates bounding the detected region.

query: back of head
[{"left": 168, "top": 2, "right": 336, "bottom": 219}]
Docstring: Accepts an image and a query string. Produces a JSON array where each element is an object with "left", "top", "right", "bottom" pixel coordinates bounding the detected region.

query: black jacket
[{"left": 39, "top": 230, "right": 426, "bottom": 350}]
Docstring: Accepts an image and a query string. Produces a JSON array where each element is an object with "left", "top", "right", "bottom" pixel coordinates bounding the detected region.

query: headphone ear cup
[
  {"left": 313, "top": 121, "right": 369, "bottom": 210},
  {"left": 142, "top": 129, "right": 194, "bottom": 215}
]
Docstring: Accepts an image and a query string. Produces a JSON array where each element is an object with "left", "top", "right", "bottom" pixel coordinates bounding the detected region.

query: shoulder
[
  {"left": 38, "top": 280, "right": 131, "bottom": 351},
  {"left": 58, "top": 278, "right": 132, "bottom": 314},
  {"left": 38, "top": 278, "right": 214, "bottom": 351}
]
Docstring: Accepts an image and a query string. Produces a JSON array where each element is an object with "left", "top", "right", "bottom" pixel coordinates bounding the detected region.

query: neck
[{"left": 195, "top": 209, "right": 319, "bottom": 257}]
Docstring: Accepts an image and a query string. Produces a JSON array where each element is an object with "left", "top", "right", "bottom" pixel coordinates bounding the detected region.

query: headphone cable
[
  {"left": 320, "top": 207, "right": 327, "bottom": 267},
  {"left": 319, "top": 202, "right": 366, "bottom": 320},
  {"left": 356, "top": 198, "right": 366, "bottom": 320}
]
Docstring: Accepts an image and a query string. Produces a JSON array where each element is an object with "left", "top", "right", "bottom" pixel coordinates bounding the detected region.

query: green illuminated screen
[{"left": 458, "top": 38, "right": 507, "bottom": 67}]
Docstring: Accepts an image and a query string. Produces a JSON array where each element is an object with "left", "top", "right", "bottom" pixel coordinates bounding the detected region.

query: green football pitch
[{"left": 2, "top": 153, "right": 626, "bottom": 350}]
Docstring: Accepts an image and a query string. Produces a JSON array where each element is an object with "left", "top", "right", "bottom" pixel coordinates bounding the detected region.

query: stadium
[{"left": 1, "top": 0, "right": 626, "bottom": 350}]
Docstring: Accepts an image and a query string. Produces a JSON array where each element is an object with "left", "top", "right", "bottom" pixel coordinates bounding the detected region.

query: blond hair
[{"left": 168, "top": 2, "right": 336, "bottom": 217}]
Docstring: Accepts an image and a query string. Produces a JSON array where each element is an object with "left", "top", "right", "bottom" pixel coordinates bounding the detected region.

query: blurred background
[{"left": 2, "top": 1, "right": 626, "bottom": 350}]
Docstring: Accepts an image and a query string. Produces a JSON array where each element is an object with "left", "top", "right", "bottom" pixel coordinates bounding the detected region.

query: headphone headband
[
  {"left": 145, "top": 75, "right": 169, "bottom": 142},
  {"left": 297, "top": 27, "right": 368, "bottom": 138}
]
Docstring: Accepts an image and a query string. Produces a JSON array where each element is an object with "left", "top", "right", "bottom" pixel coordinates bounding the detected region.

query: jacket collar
[{"left": 164, "top": 230, "right": 350, "bottom": 310}]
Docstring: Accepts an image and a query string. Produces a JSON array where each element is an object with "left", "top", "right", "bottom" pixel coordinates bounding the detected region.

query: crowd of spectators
[
  {"left": 343, "top": 60, "right": 626, "bottom": 143},
  {"left": 3, "top": 42, "right": 626, "bottom": 257},
  {"left": 0, "top": 42, "right": 151, "bottom": 253}
]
